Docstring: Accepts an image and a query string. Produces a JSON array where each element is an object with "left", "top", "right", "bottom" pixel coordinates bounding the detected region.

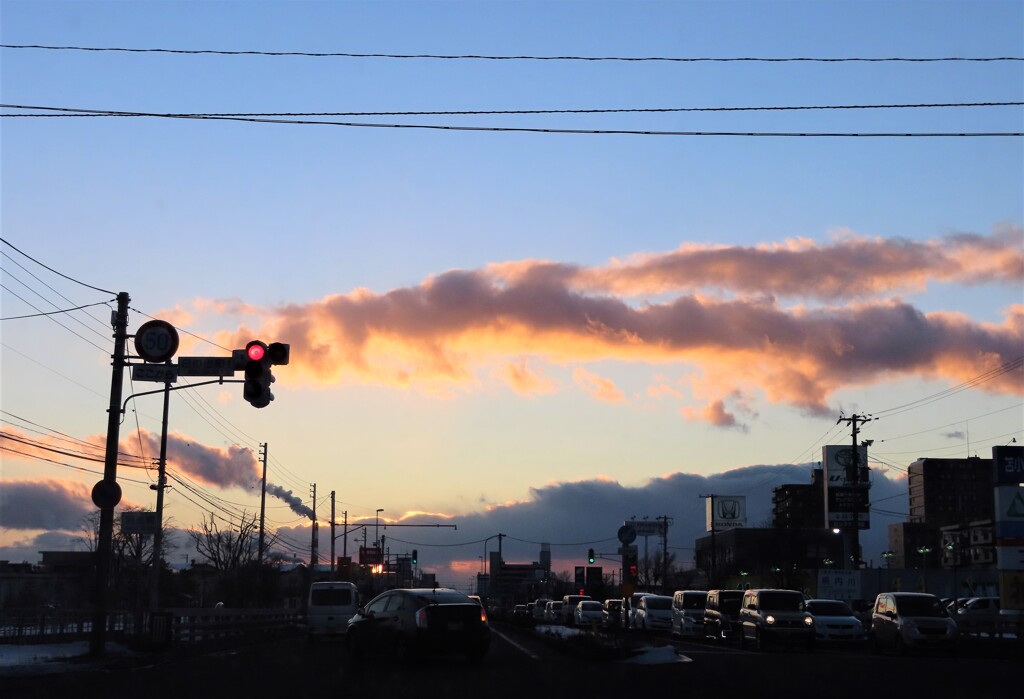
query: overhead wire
[
  {"left": 3, "top": 44, "right": 1022, "bottom": 61},
  {"left": 1, "top": 105, "right": 1019, "bottom": 137}
]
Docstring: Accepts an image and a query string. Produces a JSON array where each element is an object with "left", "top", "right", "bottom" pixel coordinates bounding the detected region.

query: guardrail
[
  {"left": 0, "top": 608, "right": 303, "bottom": 646},
  {"left": 956, "top": 613, "right": 1023, "bottom": 641},
  {"left": 154, "top": 608, "right": 303, "bottom": 645}
]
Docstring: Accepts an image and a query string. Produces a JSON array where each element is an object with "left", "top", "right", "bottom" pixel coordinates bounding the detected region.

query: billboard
[
  {"left": 993, "top": 445, "right": 1024, "bottom": 485},
  {"left": 705, "top": 495, "right": 747, "bottom": 531},
  {"left": 822, "top": 445, "right": 870, "bottom": 487},
  {"left": 120, "top": 511, "right": 158, "bottom": 536},
  {"left": 827, "top": 487, "right": 870, "bottom": 529}
]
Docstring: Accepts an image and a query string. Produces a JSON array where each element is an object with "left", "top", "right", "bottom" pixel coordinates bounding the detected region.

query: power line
[
  {"left": 2, "top": 105, "right": 1018, "bottom": 137},
  {"left": 3, "top": 45, "right": 1022, "bottom": 62},
  {"left": 4, "top": 102, "right": 1022, "bottom": 118},
  {"left": 0, "top": 237, "right": 116, "bottom": 295}
]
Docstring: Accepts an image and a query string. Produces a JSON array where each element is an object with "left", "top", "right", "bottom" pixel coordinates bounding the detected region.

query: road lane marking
[{"left": 491, "top": 628, "right": 542, "bottom": 660}]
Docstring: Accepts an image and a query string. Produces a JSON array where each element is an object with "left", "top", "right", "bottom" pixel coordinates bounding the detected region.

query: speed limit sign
[{"left": 134, "top": 319, "right": 180, "bottom": 363}]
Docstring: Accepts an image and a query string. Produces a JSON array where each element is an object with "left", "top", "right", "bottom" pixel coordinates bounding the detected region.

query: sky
[{"left": 0, "top": 0, "right": 1022, "bottom": 591}]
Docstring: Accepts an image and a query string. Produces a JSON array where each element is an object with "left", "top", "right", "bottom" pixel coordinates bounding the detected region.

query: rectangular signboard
[
  {"left": 996, "top": 545, "right": 1024, "bottom": 571},
  {"left": 121, "top": 511, "right": 158, "bottom": 535},
  {"left": 177, "top": 356, "right": 236, "bottom": 377},
  {"left": 705, "top": 495, "right": 747, "bottom": 532},
  {"left": 359, "top": 546, "right": 382, "bottom": 566},
  {"left": 993, "top": 445, "right": 1024, "bottom": 485},
  {"left": 822, "top": 445, "right": 870, "bottom": 487},
  {"left": 816, "top": 569, "right": 862, "bottom": 602},
  {"left": 131, "top": 364, "right": 178, "bottom": 383},
  {"left": 627, "top": 519, "right": 664, "bottom": 537}
]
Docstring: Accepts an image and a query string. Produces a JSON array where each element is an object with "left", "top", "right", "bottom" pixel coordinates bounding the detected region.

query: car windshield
[
  {"left": 759, "top": 592, "right": 805, "bottom": 611},
  {"left": 683, "top": 594, "right": 708, "bottom": 609},
  {"left": 645, "top": 597, "right": 672, "bottom": 610},
  {"left": 895, "top": 596, "right": 947, "bottom": 617},
  {"left": 807, "top": 601, "right": 852, "bottom": 616},
  {"left": 581, "top": 602, "right": 602, "bottom": 610}
]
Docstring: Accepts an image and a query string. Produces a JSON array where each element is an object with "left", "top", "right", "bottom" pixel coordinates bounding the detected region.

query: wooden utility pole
[{"left": 257, "top": 443, "right": 268, "bottom": 567}]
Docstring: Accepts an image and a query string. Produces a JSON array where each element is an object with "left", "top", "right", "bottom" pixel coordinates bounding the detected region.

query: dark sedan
[{"left": 347, "top": 587, "right": 491, "bottom": 663}]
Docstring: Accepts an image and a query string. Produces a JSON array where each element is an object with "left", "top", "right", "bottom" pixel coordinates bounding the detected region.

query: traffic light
[
  {"left": 267, "top": 342, "right": 290, "bottom": 366},
  {"left": 587, "top": 548, "right": 595, "bottom": 564},
  {"left": 243, "top": 340, "right": 275, "bottom": 408},
  {"left": 412, "top": 549, "right": 418, "bottom": 565}
]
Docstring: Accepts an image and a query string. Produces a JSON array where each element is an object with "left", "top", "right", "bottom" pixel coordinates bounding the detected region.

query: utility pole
[
  {"left": 658, "top": 515, "right": 673, "bottom": 595},
  {"left": 310, "top": 483, "right": 318, "bottom": 569},
  {"left": 148, "top": 365, "right": 172, "bottom": 612},
  {"left": 90, "top": 291, "right": 130, "bottom": 658},
  {"left": 342, "top": 511, "right": 348, "bottom": 560},
  {"left": 330, "top": 491, "right": 336, "bottom": 579},
  {"left": 837, "top": 414, "right": 873, "bottom": 570},
  {"left": 257, "top": 443, "right": 268, "bottom": 567}
]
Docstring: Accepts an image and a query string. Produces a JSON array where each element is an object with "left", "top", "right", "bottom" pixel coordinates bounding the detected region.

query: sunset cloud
[
  {"left": 161, "top": 228, "right": 1021, "bottom": 419},
  {"left": 0, "top": 479, "right": 103, "bottom": 531},
  {"left": 572, "top": 367, "right": 626, "bottom": 403}
]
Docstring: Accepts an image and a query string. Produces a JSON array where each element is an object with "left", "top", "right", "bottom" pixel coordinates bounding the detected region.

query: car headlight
[
  {"left": 803, "top": 616, "right": 814, "bottom": 627},
  {"left": 765, "top": 615, "right": 776, "bottom": 625}
]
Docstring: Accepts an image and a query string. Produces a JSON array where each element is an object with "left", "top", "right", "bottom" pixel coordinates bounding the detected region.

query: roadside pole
[{"left": 90, "top": 291, "right": 130, "bottom": 658}]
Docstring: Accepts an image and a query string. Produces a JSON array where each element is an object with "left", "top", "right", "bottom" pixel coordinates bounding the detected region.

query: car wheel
[
  {"left": 738, "top": 628, "right": 747, "bottom": 650},
  {"left": 753, "top": 628, "right": 764, "bottom": 652}
]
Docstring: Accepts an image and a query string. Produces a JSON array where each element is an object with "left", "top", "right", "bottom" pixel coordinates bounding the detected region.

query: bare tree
[{"left": 188, "top": 512, "right": 260, "bottom": 572}]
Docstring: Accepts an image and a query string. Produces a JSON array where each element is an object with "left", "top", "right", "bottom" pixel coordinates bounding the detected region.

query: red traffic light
[{"left": 246, "top": 341, "right": 267, "bottom": 362}]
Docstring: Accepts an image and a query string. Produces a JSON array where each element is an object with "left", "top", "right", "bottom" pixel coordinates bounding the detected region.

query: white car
[
  {"left": 543, "top": 600, "right": 564, "bottom": 624},
  {"left": 575, "top": 600, "right": 605, "bottom": 627},
  {"left": 805, "top": 599, "right": 866, "bottom": 643},
  {"left": 635, "top": 594, "right": 673, "bottom": 632}
]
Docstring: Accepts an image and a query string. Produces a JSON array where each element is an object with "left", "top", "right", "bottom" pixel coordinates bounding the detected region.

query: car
[
  {"left": 562, "top": 594, "right": 591, "bottom": 626},
  {"left": 512, "top": 604, "right": 531, "bottom": 623},
  {"left": 575, "top": 600, "right": 605, "bottom": 627},
  {"left": 532, "top": 598, "right": 552, "bottom": 622},
  {"left": 671, "top": 590, "right": 708, "bottom": 638},
  {"left": 703, "top": 589, "right": 743, "bottom": 642},
  {"left": 870, "top": 592, "right": 958, "bottom": 655},
  {"left": 543, "top": 600, "right": 564, "bottom": 624},
  {"left": 622, "top": 592, "right": 649, "bottom": 629},
  {"left": 956, "top": 597, "right": 1000, "bottom": 615},
  {"left": 306, "top": 581, "right": 359, "bottom": 642},
  {"left": 805, "top": 599, "right": 866, "bottom": 643},
  {"left": 635, "top": 594, "right": 673, "bottom": 632},
  {"left": 347, "top": 587, "right": 490, "bottom": 663},
  {"left": 738, "top": 589, "right": 814, "bottom": 650},
  {"left": 603, "top": 599, "right": 623, "bottom": 630}
]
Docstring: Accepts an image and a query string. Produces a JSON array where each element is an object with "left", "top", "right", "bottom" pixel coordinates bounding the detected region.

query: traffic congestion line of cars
[{"left": 522, "top": 588, "right": 975, "bottom": 654}]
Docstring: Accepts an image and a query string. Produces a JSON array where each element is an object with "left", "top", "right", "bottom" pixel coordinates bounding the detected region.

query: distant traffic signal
[
  {"left": 587, "top": 548, "right": 595, "bottom": 564},
  {"left": 243, "top": 340, "right": 274, "bottom": 408},
  {"left": 412, "top": 549, "right": 418, "bottom": 565}
]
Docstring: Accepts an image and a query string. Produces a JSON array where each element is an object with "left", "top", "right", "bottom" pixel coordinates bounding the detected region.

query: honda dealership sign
[{"left": 706, "top": 495, "right": 746, "bottom": 531}]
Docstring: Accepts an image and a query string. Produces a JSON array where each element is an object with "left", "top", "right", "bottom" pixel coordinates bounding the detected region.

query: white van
[{"left": 307, "top": 581, "right": 359, "bottom": 641}]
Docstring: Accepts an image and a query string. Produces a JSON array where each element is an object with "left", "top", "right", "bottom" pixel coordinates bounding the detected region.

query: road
[{"left": 2, "top": 625, "right": 1020, "bottom": 699}]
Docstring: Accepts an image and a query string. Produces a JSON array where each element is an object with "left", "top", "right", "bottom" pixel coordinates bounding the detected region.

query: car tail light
[
  {"left": 480, "top": 607, "right": 489, "bottom": 624},
  {"left": 416, "top": 608, "right": 429, "bottom": 629}
]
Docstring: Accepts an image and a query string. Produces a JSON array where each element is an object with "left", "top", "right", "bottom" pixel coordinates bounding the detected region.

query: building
[
  {"left": 773, "top": 469, "right": 825, "bottom": 529},
  {"left": 886, "top": 456, "right": 998, "bottom": 569},
  {"left": 908, "top": 456, "right": 994, "bottom": 526},
  {"left": 694, "top": 527, "right": 845, "bottom": 589}
]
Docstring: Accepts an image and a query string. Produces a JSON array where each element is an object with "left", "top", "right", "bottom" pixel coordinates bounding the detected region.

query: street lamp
[
  {"left": 916, "top": 545, "right": 932, "bottom": 570},
  {"left": 881, "top": 550, "right": 895, "bottom": 569}
]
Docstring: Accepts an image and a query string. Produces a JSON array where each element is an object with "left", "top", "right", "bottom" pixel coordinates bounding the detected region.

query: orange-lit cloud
[
  {"left": 160, "top": 228, "right": 1022, "bottom": 419},
  {"left": 572, "top": 367, "right": 626, "bottom": 403}
]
